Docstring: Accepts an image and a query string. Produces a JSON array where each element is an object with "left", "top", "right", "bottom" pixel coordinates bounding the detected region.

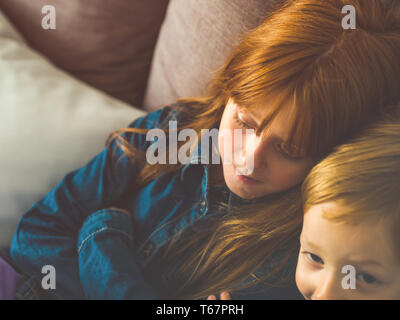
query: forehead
[
  {"left": 302, "top": 203, "right": 397, "bottom": 267},
  {"left": 235, "top": 98, "right": 295, "bottom": 140}
]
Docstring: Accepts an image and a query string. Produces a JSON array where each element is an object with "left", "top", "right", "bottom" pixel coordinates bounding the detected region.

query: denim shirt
[{"left": 9, "top": 104, "right": 303, "bottom": 300}]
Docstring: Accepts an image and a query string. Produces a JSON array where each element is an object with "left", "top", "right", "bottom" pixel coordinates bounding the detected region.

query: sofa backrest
[
  {"left": 0, "top": 0, "right": 169, "bottom": 108},
  {"left": 144, "top": 0, "right": 285, "bottom": 112}
]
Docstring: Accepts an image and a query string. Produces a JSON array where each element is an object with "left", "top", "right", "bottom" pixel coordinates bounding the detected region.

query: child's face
[
  {"left": 218, "top": 98, "right": 314, "bottom": 199},
  {"left": 296, "top": 202, "right": 400, "bottom": 300}
]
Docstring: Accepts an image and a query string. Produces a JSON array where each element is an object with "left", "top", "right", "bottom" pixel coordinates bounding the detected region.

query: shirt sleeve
[
  {"left": 77, "top": 208, "right": 161, "bottom": 299},
  {"left": 9, "top": 106, "right": 174, "bottom": 299}
]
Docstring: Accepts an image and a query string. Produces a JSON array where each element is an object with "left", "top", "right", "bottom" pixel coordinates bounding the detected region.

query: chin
[
  {"left": 232, "top": 189, "right": 255, "bottom": 200},
  {"left": 223, "top": 166, "right": 265, "bottom": 199},
  {"left": 225, "top": 179, "right": 262, "bottom": 200}
]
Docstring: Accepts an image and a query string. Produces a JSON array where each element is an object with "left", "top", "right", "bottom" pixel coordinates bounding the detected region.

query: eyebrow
[
  {"left": 348, "top": 259, "right": 385, "bottom": 270},
  {"left": 301, "top": 236, "right": 386, "bottom": 270},
  {"left": 238, "top": 109, "right": 260, "bottom": 127},
  {"left": 238, "top": 107, "right": 307, "bottom": 156},
  {"left": 300, "top": 236, "right": 323, "bottom": 252},
  {"left": 239, "top": 109, "right": 285, "bottom": 140}
]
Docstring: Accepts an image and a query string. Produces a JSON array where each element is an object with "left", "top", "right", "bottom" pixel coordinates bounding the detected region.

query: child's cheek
[{"left": 295, "top": 256, "right": 311, "bottom": 299}]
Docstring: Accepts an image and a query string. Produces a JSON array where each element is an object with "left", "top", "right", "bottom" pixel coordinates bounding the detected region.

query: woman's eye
[
  {"left": 234, "top": 113, "right": 253, "bottom": 129},
  {"left": 358, "top": 273, "right": 379, "bottom": 285},
  {"left": 240, "top": 121, "right": 253, "bottom": 129},
  {"left": 307, "top": 253, "right": 324, "bottom": 264},
  {"left": 276, "top": 143, "right": 302, "bottom": 160}
]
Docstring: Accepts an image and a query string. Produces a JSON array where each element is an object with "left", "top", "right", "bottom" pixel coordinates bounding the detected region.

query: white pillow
[{"left": 0, "top": 11, "right": 146, "bottom": 247}]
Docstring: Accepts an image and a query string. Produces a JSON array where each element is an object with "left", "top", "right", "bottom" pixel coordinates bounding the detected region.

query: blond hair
[{"left": 302, "top": 105, "right": 400, "bottom": 253}]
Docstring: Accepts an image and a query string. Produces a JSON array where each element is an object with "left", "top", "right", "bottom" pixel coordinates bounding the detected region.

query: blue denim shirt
[{"left": 10, "top": 104, "right": 302, "bottom": 300}]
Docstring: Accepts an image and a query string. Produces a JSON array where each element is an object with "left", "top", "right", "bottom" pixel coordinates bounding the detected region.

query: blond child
[{"left": 297, "top": 109, "right": 400, "bottom": 299}]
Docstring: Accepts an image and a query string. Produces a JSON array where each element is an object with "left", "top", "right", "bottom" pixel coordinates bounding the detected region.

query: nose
[
  {"left": 245, "top": 131, "right": 271, "bottom": 170},
  {"left": 311, "top": 273, "right": 344, "bottom": 300},
  {"left": 233, "top": 130, "right": 266, "bottom": 174}
]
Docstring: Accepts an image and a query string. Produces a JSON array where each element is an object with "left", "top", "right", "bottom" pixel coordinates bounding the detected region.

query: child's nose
[{"left": 311, "top": 274, "right": 343, "bottom": 300}]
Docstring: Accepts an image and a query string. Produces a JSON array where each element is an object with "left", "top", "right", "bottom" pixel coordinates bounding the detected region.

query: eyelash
[
  {"left": 303, "top": 252, "right": 381, "bottom": 286},
  {"left": 234, "top": 112, "right": 253, "bottom": 129},
  {"left": 305, "top": 252, "right": 324, "bottom": 265},
  {"left": 234, "top": 111, "right": 302, "bottom": 161},
  {"left": 357, "top": 272, "right": 380, "bottom": 286},
  {"left": 276, "top": 143, "right": 302, "bottom": 161}
]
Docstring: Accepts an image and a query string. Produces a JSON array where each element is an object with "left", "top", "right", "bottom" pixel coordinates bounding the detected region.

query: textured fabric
[
  {"left": 0, "top": 9, "right": 146, "bottom": 247},
  {"left": 10, "top": 104, "right": 302, "bottom": 300},
  {"left": 143, "top": 0, "right": 285, "bottom": 111},
  {"left": 0, "top": 0, "right": 169, "bottom": 107},
  {"left": 77, "top": 208, "right": 162, "bottom": 299},
  {"left": 0, "top": 256, "right": 23, "bottom": 300}
]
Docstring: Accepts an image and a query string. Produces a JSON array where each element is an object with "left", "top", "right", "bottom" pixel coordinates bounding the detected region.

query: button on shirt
[{"left": 9, "top": 104, "right": 302, "bottom": 300}]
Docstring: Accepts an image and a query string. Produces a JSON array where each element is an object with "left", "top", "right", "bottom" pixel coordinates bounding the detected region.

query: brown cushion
[
  {"left": 0, "top": 0, "right": 169, "bottom": 108},
  {"left": 143, "top": 0, "right": 284, "bottom": 112}
]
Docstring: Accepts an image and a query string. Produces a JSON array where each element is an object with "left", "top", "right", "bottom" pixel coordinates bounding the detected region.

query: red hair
[{"left": 107, "top": 0, "right": 400, "bottom": 299}]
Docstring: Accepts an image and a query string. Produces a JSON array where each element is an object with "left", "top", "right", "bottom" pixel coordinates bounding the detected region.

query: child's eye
[
  {"left": 357, "top": 273, "right": 379, "bottom": 285},
  {"left": 306, "top": 252, "right": 324, "bottom": 264}
]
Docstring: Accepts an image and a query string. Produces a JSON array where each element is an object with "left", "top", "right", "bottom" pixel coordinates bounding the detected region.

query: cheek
[
  {"left": 218, "top": 129, "right": 230, "bottom": 162},
  {"left": 393, "top": 286, "right": 400, "bottom": 300},
  {"left": 295, "top": 256, "right": 313, "bottom": 298},
  {"left": 268, "top": 161, "right": 309, "bottom": 188},
  {"left": 218, "top": 122, "right": 240, "bottom": 163}
]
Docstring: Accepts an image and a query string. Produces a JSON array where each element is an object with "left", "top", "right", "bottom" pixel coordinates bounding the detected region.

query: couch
[{"left": 0, "top": 0, "right": 283, "bottom": 246}]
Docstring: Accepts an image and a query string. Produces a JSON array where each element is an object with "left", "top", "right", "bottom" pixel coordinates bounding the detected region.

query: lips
[{"left": 234, "top": 166, "right": 261, "bottom": 183}]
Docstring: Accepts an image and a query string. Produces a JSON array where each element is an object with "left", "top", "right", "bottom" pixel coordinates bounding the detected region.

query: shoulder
[{"left": 115, "top": 102, "right": 194, "bottom": 153}]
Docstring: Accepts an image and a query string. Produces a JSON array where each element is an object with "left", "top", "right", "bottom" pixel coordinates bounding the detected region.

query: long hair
[
  {"left": 106, "top": 0, "right": 400, "bottom": 299},
  {"left": 302, "top": 104, "right": 400, "bottom": 257}
]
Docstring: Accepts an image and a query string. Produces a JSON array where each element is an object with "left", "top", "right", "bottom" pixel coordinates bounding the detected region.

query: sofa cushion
[
  {"left": 143, "top": 0, "right": 284, "bottom": 112},
  {"left": 0, "top": 10, "right": 146, "bottom": 247},
  {"left": 0, "top": 0, "right": 169, "bottom": 107}
]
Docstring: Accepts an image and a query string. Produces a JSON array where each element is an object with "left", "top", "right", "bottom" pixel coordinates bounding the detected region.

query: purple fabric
[{"left": 0, "top": 256, "right": 23, "bottom": 300}]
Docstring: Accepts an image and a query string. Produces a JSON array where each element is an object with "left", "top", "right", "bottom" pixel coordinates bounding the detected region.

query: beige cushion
[
  {"left": 0, "top": 10, "right": 146, "bottom": 247},
  {"left": 144, "top": 0, "right": 284, "bottom": 112},
  {"left": 0, "top": 0, "right": 169, "bottom": 107}
]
